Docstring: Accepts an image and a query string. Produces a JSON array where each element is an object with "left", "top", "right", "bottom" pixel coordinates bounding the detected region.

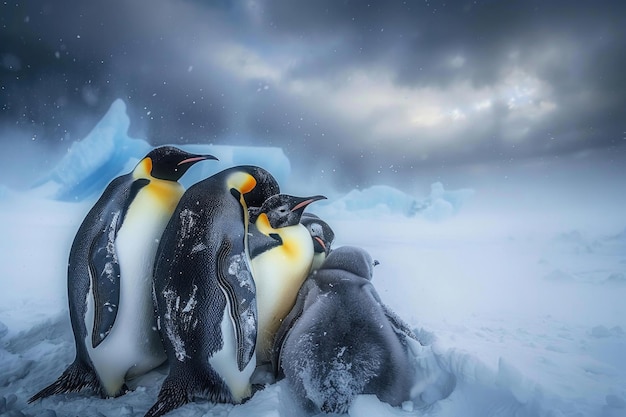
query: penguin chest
[
  {"left": 208, "top": 291, "right": 256, "bottom": 402},
  {"left": 85, "top": 183, "right": 182, "bottom": 394},
  {"left": 252, "top": 225, "right": 314, "bottom": 357}
]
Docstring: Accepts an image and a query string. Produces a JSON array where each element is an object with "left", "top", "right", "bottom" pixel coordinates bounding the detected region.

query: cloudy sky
[{"left": 1, "top": 0, "right": 625, "bottom": 192}]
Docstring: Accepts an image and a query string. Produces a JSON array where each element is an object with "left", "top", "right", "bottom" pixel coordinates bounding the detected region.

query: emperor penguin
[
  {"left": 247, "top": 194, "right": 326, "bottom": 365},
  {"left": 273, "top": 246, "right": 422, "bottom": 414},
  {"left": 29, "top": 146, "right": 216, "bottom": 402},
  {"left": 146, "top": 166, "right": 280, "bottom": 417},
  {"left": 300, "top": 213, "right": 335, "bottom": 272}
]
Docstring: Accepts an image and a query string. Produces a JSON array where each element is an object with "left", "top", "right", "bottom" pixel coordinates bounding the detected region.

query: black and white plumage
[
  {"left": 29, "top": 146, "right": 215, "bottom": 402},
  {"left": 146, "top": 166, "right": 279, "bottom": 417},
  {"left": 247, "top": 194, "right": 326, "bottom": 364}
]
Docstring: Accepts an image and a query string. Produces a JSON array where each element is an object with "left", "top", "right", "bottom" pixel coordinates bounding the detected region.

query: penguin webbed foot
[
  {"left": 28, "top": 360, "right": 101, "bottom": 403},
  {"left": 144, "top": 382, "right": 190, "bottom": 417}
]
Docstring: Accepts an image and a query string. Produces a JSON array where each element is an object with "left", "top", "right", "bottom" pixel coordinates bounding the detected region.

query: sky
[{"left": 1, "top": 0, "right": 625, "bottom": 192}]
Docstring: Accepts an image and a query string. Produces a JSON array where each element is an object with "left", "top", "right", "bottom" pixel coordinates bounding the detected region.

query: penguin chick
[
  {"left": 273, "top": 246, "right": 421, "bottom": 414},
  {"left": 300, "top": 212, "right": 335, "bottom": 272},
  {"left": 29, "top": 146, "right": 216, "bottom": 402},
  {"left": 248, "top": 194, "right": 326, "bottom": 364}
]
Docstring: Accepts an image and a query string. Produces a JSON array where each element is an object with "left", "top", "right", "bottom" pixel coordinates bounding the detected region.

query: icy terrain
[
  {"left": 2, "top": 191, "right": 625, "bottom": 417},
  {"left": 1, "top": 102, "right": 625, "bottom": 417}
]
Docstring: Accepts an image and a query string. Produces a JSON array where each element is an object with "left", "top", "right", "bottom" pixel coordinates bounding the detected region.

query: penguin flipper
[
  {"left": 88, "top": 178, "right": 150, "bottom": 348},
  {"left": 381, "top": 303, "right": 419, "bottom": 342},
  {"left": 216, "top": 239, "right": 257, "bottom": 371},
  {"left": 28, "top": 359, "right": 101, "bottom": 402}
]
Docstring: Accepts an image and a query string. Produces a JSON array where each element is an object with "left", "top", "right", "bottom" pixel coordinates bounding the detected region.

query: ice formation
[
  {"left": 315, "top": 183, "right": 474, "bottom": 221},
  {"left": 33, "top": 99, "right": 291, "bottom": 202}
]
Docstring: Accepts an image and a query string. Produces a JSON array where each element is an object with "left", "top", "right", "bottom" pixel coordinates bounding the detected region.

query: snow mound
[
  {"left": 315, "top": 183, "right": 474, "bottom": 221},
  {"left": 539, "top": 229, "right": 626, "bottom": 284},
  {"left": 32, "top": 99, "right": 291, "bottom": 202}
]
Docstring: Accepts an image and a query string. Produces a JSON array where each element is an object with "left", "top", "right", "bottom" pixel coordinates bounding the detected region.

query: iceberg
[
  {"left": 33, "top": 99, "right": 291, "bottom": 201},
  {"left": 32, "top": 99, "right": 151, "bottom": 201},
  {"left": 315, "top": 182, "right": 474, "bottom": 221},
  {"left": 27, "top": 98, "right": 467, "bottom": 223},
  {"left": 417, "top": 182, "right": 475, "bottom": 221}
]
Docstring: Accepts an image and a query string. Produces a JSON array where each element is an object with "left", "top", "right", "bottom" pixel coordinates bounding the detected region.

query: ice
[
  {"left": 31, "top": 99, "right": 291, "bottom": 202},
  {"left": 1, "top": 103, "right": 625, "bottom": 417},
  {"left": 1, "top": 189, "right": 624, "bottom": 417},
  {"left": 32, "top": 99, "right": 151, "bottom": 202},
  {"left": 314, "top": 182, "right": 474, "bottom": 221},
  {"left": 418, "top": 182, "right": 475, "bottom": 221}
]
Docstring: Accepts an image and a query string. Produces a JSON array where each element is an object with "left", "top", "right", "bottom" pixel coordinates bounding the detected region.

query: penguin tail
[{"left": 28, "top": 360, "right": 100, "bottom": 403}]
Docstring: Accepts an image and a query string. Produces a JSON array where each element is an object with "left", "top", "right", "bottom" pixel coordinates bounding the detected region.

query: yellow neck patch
[
  {"left": 133, "top": 157, "right": 153, "bottom": 180},
  {"left": 226, "top": 172, "right": 257, "bottom": 194},
  {"left": 255, "top": 213, "right": 273, "bottom": 234},
  {"left": 131, "top": 157, "right": 183, "bottom": 211},
  {"left": 255, "top": 213, "right": 300, "bottom": 257}
]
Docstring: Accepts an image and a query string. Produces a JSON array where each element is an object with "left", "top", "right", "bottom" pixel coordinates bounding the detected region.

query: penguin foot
[
  {"left": 144, "top": 382, "right": 189, "bottom": 417},
  {"left": 145, "top": 370, "right": 237, "bottom": 417},
  {"left": 28, "top": 360, "right": 101, "bottom": 403}
]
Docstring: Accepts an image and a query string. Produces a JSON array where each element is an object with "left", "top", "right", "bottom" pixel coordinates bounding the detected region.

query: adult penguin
[
  {"left": 300, "top": 213, "right": 335, "bottom": 272},
  {"left": 273, "top": 246, "right": 421, "bottom": 414},
  {"left": 247, "top": 194, "right": 326, "bottom": 364},
  {"left": 29, "top": 146, "right": 216, "bottom": 402},
  {"left": 146, "top": 166, "right": 279, "bottom": 417}
]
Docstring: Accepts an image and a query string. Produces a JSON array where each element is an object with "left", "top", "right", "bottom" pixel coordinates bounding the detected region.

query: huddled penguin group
[{"left": 28, "top": 146, "right": 449, "bottom": 416}]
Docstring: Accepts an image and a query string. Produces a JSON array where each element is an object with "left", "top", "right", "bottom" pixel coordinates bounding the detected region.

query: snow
[
  {"left": 2, "top": 186, "right": 625, "bottom": 417},
  {"left": 1, "top": 105, "right": 626, "bottom": 417}
]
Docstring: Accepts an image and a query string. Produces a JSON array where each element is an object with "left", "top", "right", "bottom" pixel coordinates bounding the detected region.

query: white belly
[
  {"left": 208, "top": 293, "right": 256, "bottom": 402},
  {"left": 85, "top": 186, "right": 178, "bottom": 396},
  {"left": 252, "top": 225, "right": 313, "bottom": 363}
]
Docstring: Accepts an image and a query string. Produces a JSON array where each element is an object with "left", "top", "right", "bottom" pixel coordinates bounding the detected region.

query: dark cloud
[{"left": 1, "top": 0, "right": 625, "bottom": 191}]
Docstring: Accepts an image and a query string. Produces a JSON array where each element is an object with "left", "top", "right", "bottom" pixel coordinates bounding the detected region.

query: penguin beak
[
  {"left": 290, "top": 195, "right": 327, "bottom": 213},
  {"left": 177, "top": 154, "right": 219, "bottom": 166},
  {"left": 314, "top": 236, "right": 326, "bottom": 253}
]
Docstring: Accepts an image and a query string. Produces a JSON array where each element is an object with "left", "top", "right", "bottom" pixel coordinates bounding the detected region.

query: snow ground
[{"left": 1, "top": 188, "right": 626, "bottom": 417}]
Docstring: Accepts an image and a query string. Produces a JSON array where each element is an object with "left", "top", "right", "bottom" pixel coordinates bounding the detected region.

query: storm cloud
[{"left": 1, "top": 0, "right": 625, "bottom": 190}]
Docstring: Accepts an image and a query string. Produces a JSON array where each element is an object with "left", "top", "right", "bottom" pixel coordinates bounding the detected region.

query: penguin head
[
  {"left": 236, "top": 166, "right": 281, "bottom": 207},
  {"left": 301, "top": 213, "right": 335, "bottom": 256},
  {"left": 139, "top": 146, "right": 218, "bottom": 181},
  {"left": 254, "top": 194, "right": 326, "bottom": 229},
  {"left": 320, "top": 246, "right": 375, "bottom": 280}
]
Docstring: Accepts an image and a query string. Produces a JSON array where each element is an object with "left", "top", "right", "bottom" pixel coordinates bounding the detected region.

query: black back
[
  {"left": 68, "top": 173, "right": 146, "bottom": 355},
  {"left": 149, "top": 166, "right": 278, "bottom": 416}
]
